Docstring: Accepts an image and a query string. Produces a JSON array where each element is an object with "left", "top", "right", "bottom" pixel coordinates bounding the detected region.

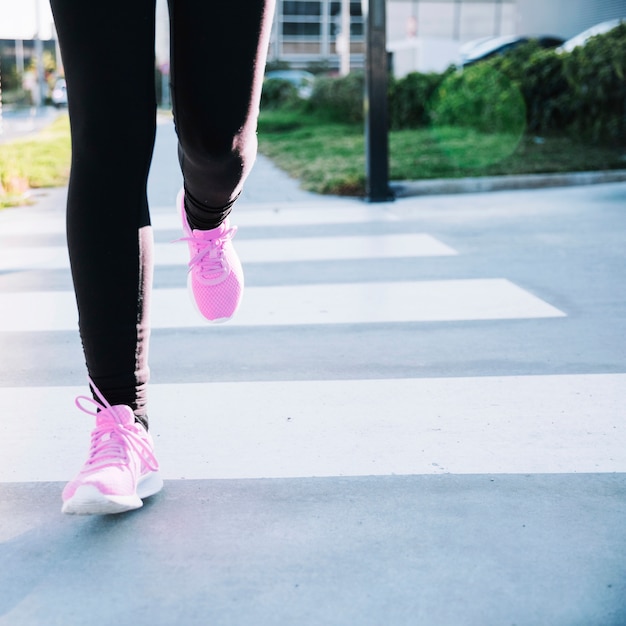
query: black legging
[{"left": 50, "top": 0, "right": 275, "bottom": 425}]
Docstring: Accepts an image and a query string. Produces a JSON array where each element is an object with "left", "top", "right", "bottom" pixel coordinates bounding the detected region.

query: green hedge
[
  {"left": 430, "top": 63, "right": 526, "bottom": 135},
  {"left": 563, "top": 21, "right": 626, "bottom": 141},
  {"left": 484, "top": 42, "right": 571, "bottom": 134},
  {"left": 485, "top": 24, "right": 626, "bottom": 141},
  {"left": 281, "top": 22, "right": 625, "bottom": 143},
  {"left": 308, "top": 71, "right": 365, "bottom": 123},
  {"left": 261, "top": 78, "right": 300, "bottom": 110},
  {"left": 306, "top": 70, "right": 445, "bottom": 127},
  {"left": 388, "top": 71, "right": 448, "bottom": 129},
  {"left": 516, "top": 49, "right": 572, "bottom": 134}
]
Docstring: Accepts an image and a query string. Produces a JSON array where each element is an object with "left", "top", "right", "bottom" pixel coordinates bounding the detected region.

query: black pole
[{"left": 364, "top": 0, "right": 394, "bottom": 202}]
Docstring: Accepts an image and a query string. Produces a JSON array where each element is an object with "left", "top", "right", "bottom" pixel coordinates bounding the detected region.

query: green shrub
[
  {"left": 430, "top": 64, "right": 526, "bottom": 136},
  {"left": 472, "top": 41, "right": 571, "bottom": 135},
  {"left": 261, "top": 78, "right": 300, "bottom": 110},
  {"left": 515, "top": 49, "right": 571, "bottom": 134},
  {"left": 265, "top": 59, "right": 291, "bottom": 73},
  {"left": 388, "top": 71, "right": 447, "bottom": 129},
  {"left": 0, "top": 64, "right": 22, "bottom": 92},
  {"left": 485, "top": 40, "right": 542, "bottom": 83},
  {"left": 428, "top": 64, "right": 526, "bottom": 167},
  {"left": 260, "top": 24, "right": 626, "bottom": 145},
  {"left": 309, "top": 71, "right": 365, "bottom": 123},
  {"left": 563, "top": 21, "right": 626, "bottom": 142},
  {"left": 305, "top": 59, "right": 333, "bottom": 75},
  {"left": 486, "top": 27, "right": 626, "bottom": 141}
]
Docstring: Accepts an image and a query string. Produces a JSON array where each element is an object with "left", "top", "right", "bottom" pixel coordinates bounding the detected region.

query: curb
[{"left": 390, "top": 169, "right": 626, "bottom": 198}]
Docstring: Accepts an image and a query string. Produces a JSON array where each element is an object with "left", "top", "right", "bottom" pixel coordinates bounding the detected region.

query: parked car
[
  {"left": 264, "top": 69, "right": 315, "bottom": 99},
  {"left": 459, "top": 34, "right": 564, "bottom": 67},
  {"left": 51, "top": 78, "right": 68, "bottom": 108},
  {"left": 556, "top": 18, "right": 625, "bottom": 53}
]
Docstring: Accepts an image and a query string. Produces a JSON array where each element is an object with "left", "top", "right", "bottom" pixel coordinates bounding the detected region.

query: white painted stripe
[
  {"left": 0, "top": 374, "right": 624, "bottom": 482},
  {"left": 164, "top": 233, "right": 457, "bottom": 263},
  {"left": 0, "top": 245, "right": 70, "bottom": 270},
  {"left": 0, "top": 212, "right": 65, "bottom": 236},
  {"left": 152, "top": 204, "right": 399, "bottom": 228},
  {"left": 0, "top": 234, "right": 457, "bottom": 271},
  {"left": 0, "top": 201, "right": 395, "bottom": 236},
  {"left": 0, "top": 279, "right": 565, "bottom": 331}
]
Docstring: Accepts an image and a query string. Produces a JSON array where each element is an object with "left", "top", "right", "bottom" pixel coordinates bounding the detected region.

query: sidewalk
[
  {"left": 0, "top": 117, "right": 625, "bottom": 626},
  {"left": 0, "top": 106, "right": 64, "bottom": 145}
]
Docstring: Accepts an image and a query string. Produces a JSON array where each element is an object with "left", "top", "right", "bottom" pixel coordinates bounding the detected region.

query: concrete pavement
[
  {"left": 0, "top": 106, "right": 64, "bottom": 145},
  {"left": 0, "top": 117, "right": 625, "bottom": 625}
]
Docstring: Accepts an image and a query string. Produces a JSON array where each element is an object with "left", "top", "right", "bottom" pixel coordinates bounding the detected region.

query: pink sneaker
[
  {"left": 62, "top": 381, "right": 163, "bottom": 515},
  {"left": 177, "top": 189, "right": 243, "bottom": 322}
]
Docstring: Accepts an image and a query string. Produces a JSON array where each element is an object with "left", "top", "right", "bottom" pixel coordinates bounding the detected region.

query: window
[
  {"left": 329, "top": 1, "right": 364, "bottom": 38},
  {"left": 284, "top": 1, "right": 322, "bottom": 16},
  {"left": 283, "top": 22, "right": 322, "bottom": 36},
  {"left": 330, "top": 1, "right": 363, "bottom": 17},
  {"left": 278, "top": 0, "right": 365, "bottom": 59},
  {"left": 281, "top": 0, "right": 323, "bottom": 40}
]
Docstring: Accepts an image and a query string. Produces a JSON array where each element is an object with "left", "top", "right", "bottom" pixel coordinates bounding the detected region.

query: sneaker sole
[{"left": 62, "top": 472, "right": 164, "bottom": 516}]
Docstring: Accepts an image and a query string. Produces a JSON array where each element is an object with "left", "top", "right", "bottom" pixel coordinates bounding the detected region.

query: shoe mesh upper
[
  {"left": 62, "top": 387, "right": 159, "bottom": 501},
  {"left": 177, "top": 189, "right": 244, "bottom": 322}
]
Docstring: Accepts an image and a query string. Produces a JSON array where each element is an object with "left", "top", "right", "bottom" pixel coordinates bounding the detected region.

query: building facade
[
  {"left": 267, "top": 0, "right": 625, "bottom": 75},
  {"left": 267, "top": 0, "right": 519, "bottom": 72},
  {"left": 268, "top": 0, "right": 367, "bottom": 69}
]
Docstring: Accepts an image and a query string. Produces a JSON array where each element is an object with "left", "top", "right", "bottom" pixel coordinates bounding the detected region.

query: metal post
[
  {"left": 34, "top": 0, "right": 46, "bottom": 107},
  {"left": 364, "top": 0, "right": 393, "bottom": 202},
  {"left": 340, "top": 0, "right": 350, "bottom": 76},
  {"left": 16, "top": 39, "right": 25, "bottom": 78}
]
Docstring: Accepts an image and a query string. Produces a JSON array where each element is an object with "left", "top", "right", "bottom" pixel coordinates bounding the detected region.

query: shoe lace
[
  {"left": 75, "top": 378, "right": 159, "bottom": 472},
  {"left": 177, "top": 225, "right": 237, "bottom": 285}
]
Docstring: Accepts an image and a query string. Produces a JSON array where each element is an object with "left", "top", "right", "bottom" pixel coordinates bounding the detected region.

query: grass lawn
[
  {"left": 1, "top": 109, "right": 624, "bottom": 207},
  {"left": 0, "top": 114, "right": 71, "bottom": 208},
  {"left": 258, "top": 109, "right": 626, "bottom": 196}
]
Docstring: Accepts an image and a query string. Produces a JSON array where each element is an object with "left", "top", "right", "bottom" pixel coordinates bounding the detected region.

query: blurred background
[
  {"left": 0, "top": 0, "right": 624, "bottom": 108},
  {"left": 0, "top": 0, "right": 624, "bottom": 200}
]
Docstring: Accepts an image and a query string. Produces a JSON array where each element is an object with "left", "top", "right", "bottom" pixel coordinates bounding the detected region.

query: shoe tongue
[
  {"left": 192, "top": 228, "right": 216, "bottom": 240},
  {"left": 96, "top": 405, "right": 135, "bottom": 427},
  {"left": 193, "top": 225, "right": 223, "bottom": 239},
  {"left": 192, "top": 219, "right": 228, "bottom": 237}
]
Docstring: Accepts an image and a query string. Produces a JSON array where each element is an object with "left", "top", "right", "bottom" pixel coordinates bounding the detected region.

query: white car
[
  {"left": 264, "top": 70, "right": 315, "bottom": 99},
  {"left": 458, "top": 34, "right": 564, "bottom": 67},
  {"left": 557, "top": 18, "right": 625, "bottom": 53},
  {"left": 51, "top": 78, "right": 68, "bottom": 108}
]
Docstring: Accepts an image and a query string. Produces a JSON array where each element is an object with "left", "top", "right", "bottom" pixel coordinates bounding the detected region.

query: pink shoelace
[
  {"left": 75, "top": 378, "right": 159, "bottom": 473},
  {"left": 178, "top": 224, "right": 238, "bottom": 285}
]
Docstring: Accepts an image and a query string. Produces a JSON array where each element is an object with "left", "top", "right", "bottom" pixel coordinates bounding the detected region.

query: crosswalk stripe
[
  {"left": 0, "top": 279, "right": 565, "bottom": 331},
  {"left": 1, "top": 194, "right": 593, "bottom": 489},
  {"left": 0, "top": 202, "right": 397, "bottom": 237},
  {"left": 0, "top": 234, "right": 457, "bottom": 271},
  {"left": 167, "top": 233, "right": 457, "bottom": 262},
  {"left": 1, "top": 374, "right": 623, "bottom": 482},
  {"left": 153, "top": 203, "right": 399, "bottom": 228}
]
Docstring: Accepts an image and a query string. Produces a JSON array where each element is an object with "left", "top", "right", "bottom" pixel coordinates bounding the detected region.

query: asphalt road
[{"left": 0, "top": 118, "right": 625, "bottom": 625}]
